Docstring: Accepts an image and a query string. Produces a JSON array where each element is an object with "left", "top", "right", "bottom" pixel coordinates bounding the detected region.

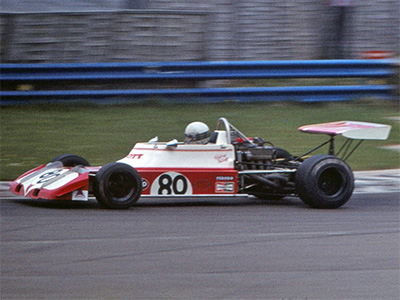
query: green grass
[{"left": 1, "top": 101, "right": 399, "bottom": 180}]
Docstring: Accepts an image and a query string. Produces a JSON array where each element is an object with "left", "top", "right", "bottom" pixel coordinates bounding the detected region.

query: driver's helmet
[{"left": 184, "top": 122, "right": 210, "bottom": 144}]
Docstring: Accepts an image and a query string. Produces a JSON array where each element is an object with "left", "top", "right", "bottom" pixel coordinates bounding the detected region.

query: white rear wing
[{"left": 298, "top": 121, "right": 391, "bottom": 140}]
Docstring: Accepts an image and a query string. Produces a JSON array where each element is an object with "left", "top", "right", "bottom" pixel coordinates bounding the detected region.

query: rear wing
[
  {"left": 296, "top": 121, "right": 391, "bottom": 161},
  {"left": 298, "top": 121, "right": 391, "bottom": 140}
]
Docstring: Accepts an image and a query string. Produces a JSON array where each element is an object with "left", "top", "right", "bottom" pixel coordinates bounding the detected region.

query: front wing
[{"left": 9, "top": 162, "right": 91, "bottom": 201}]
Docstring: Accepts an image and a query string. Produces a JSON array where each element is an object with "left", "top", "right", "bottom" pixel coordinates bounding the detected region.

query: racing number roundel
[
  {"left": 36, "top": 169, "right": 64, "bottom": 184},
  {"left": 150, "top": 172, "right": 193, "bottom": 196}
]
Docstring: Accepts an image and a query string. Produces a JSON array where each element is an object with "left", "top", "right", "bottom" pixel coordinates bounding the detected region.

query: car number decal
[
  {"left": 150, "top": 172, "right": 193, "bottom": 196},
  {"left": 35, "top": 169, "right": 65, "bottom": 184}
]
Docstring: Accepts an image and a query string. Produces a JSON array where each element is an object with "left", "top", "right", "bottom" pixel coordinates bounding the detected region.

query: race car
[{"left": 9, "top": 117, "right": 391, "bottom": 209}]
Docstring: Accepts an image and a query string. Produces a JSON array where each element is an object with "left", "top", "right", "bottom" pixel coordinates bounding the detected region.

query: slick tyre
[
  {"left": 295, "top": 155, "right": 354, "bottom": 209},
  {"left": 51, "top": 154, "right": 90, "bottom": 167},
  {"left": 94, "top": 162, "right": 142, "bottom": 209}
]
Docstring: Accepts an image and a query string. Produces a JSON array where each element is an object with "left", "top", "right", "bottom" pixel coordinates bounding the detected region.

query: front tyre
[
  {"left": 94, "top": 162, "right": 142, "bottom": 209},
  {"left": 295, "top": 155, "right": 354, "bottom": 209}
]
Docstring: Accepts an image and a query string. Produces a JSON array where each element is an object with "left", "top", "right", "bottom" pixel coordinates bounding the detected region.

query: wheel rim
[
  {"left": 318, "top": 168, "right": 345, "bottom": 197},
  {"left": 106, "top": 171, "right": 136, "bottom": 202}
]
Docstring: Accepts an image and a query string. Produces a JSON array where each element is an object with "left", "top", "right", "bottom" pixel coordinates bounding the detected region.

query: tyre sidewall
[
  {"left": 296, "top": 155, "right": 354, "bottom": 209},
  {"left": 94, "top": 162, "right": 142, "bottom": 209}
]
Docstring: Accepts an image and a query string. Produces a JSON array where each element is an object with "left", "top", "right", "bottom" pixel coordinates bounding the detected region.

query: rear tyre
[
  {"left": 51, "top": 154, "right": 90, "bottom": 167},
  {"left": 295, "top": 155, "right": 354, "bottom": 209},
  {"left": 94, "top": 162, "right": 142, "bottom": 209}
]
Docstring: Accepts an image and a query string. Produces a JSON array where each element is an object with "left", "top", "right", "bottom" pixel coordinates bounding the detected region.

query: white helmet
[{"left": 184, "top": 122, "right": 210, "bottom": 144}]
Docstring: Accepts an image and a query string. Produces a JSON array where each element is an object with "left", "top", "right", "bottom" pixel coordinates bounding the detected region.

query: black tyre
[
  {"left": 51, "top": 154, "right": 90, "bottom": 167},
  {"left": 295, "top": 155, "right": 354, "bottom": 209},
  {"left": 274, "top": 147, "right": 293, "bottom": 161},
  {"left": 94, "top": 162, "right": 142, "bottom": 209}
]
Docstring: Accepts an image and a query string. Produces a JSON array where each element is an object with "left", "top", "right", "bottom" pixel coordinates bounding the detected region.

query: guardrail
[{"left": 0, "top": 60, "right": 397, "bottom": 105}]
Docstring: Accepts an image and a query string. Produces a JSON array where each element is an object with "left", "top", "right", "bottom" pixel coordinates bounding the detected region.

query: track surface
[{"left": 1, "top": 189, "right": 399, "bottom": 300}]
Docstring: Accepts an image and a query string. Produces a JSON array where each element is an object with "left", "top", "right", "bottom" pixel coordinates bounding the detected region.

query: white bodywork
[{"left": 118, "top": 130, "right": 235, "bottom": 169}]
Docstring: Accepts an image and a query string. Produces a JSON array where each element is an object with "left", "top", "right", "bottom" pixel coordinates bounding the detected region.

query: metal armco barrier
[{"left": 0, "top": 60, "right": 397, "bottom": 105}]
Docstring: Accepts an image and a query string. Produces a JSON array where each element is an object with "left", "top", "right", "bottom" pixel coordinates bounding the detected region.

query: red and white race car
[{"left": 9, "top": 118, "right": 391, "bottom": 209}]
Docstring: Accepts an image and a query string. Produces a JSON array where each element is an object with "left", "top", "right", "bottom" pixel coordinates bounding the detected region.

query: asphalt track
[{"left": 1, "top": 174, "right": 399, "bottom": 300}]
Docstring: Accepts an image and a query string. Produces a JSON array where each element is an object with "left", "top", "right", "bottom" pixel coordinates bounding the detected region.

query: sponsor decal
[
  {"left": 72, "top": 190, "right": 88, "bottom": 201},
  {"left": 150, "top": 172, "right": 193, "bottom": 196},
  {"left": 126, "top": 154, "right": 143, "bottom": 159},
  {"left": 214, "top": 154, "right": 229, "bottom": 163},
  {"left": 215, "top": 182, "right": 234, "bottom": 193},
  {"left": 142, "top": 178, "right": 149, "bottom": 190},
  {"left": 216, "top": 176, "right": 234, "bottom": 181},
  {"left": 194, "top": 179, "right": 212, "bottom": 192}
]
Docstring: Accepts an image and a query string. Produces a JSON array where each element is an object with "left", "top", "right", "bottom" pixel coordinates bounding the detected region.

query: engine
[{"left": 234, "top": 138, "right": 297, "bottom": 198}]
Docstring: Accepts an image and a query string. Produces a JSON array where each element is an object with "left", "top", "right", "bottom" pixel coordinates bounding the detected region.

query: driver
[{"left": 184, "top": 122, "right": 210, "bottom": 144}]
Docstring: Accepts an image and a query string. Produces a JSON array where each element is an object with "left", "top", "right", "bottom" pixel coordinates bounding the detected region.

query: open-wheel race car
[{"left": 10, "top": 117, "right": 391, "bottom": 209}]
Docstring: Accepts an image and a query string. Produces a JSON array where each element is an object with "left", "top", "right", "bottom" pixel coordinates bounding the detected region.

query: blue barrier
[
  {"left": 0, "top": 60, "right": 397, "bottom": 104},
  {"left": 0, "top": 60, "right": 396, "bottom": 81},
  {"left": 1, "top": 86, "right": 395, "bottom": 106}
]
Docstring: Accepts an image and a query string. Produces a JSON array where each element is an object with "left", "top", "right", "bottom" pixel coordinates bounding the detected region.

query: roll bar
[{"left": 216, "top": 117, "right": 254, "bottom": 145}]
